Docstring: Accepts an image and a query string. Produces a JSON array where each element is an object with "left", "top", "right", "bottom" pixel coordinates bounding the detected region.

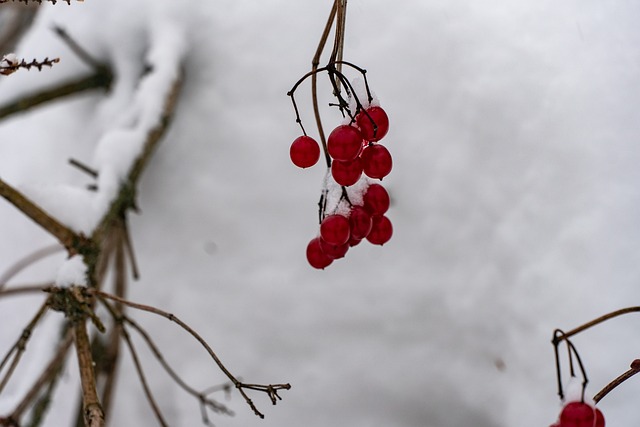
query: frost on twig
[
  {"left": 0, "top": 53, "right": 59, "bottom": 76},
  {"left": 0, "top": 0, "right": 83, "bottom": 4}
]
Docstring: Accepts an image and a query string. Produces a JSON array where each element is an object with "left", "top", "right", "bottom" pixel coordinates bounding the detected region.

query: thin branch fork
[{"left": 87, "top": 287, "right": 291, "bottom": 419}]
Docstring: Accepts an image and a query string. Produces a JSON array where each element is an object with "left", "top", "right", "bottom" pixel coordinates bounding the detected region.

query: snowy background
[{"left": 2, "top": 1, "right": 640, "bottom": 426}]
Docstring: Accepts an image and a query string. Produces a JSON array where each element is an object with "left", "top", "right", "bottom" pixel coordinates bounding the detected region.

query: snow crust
[{"left": 55, "top": 254, "right": 87, "bottom": 287}]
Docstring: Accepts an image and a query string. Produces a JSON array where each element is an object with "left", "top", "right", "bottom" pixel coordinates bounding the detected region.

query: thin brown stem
[
  {"left": 0, "top": 178, "right": 91, "bottom": 254},
  {"left": 73, "top": 319, "right": 104, "bottom": 427},
  {"left": 118, "top": 324, "right": 168, "bottom": 427},
  {"left": 593, "top": 360, "right": 640, "bottom": 404},
  {"left": 554, "top": 307, "right": 640, "bottom": 343},
  {"left": 10, "top": 331, "right": 74, "bottom": 421},
  {"left": 0, "top": 300, "right": 50, "bottom": 394},
  {"left": 0, "top": 244, "right": 62, "bottom": 289},
  {"left": 90, "top": 289, "right": 290, "bottom": 419},
  {"left": 0, "top": 71, "right": 112, "bottom": 121}
]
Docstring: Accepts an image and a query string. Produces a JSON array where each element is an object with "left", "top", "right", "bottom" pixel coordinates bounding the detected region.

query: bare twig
[
  {"left": 0, "top": 299, "right": 50, "bottom": 394},
  {"left": 0, "top": 71, "right": 112, "bottom": 120},
  {"left": 118, "top": 323, "right": 168, "bottom": 427},
  {"left": 10, "top": 330, "right": 74, "bottom": 423},
  {"left": 90, "top": 288, "right": 290, "bottom": 419},
  {"left": 0, "top": 244, "right": 62, "bottom": 289},
  {"left": 73, "top": 319, "right": 104, "bottom": 427},
  {"left": 594, "top": 359, "right": 640, "bottom": 404}
]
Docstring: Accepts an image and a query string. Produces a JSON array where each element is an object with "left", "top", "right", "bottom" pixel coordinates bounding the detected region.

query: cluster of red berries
[
  {"left": 289, "top": 105, "right": 392, "bottom": 184},
  {"left": 289, "top": 104, "right": 393, "bottom": 269},
  {"left": 550, "top": 401, "right": 605, "bottom": 427},
  {"left": 305, "top": 183, "right": 392, "bottom": 269}
]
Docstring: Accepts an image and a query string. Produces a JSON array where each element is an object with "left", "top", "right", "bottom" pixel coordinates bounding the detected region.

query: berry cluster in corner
[{"left": 287, "top": 62, "right": 393, "bottom": 269}]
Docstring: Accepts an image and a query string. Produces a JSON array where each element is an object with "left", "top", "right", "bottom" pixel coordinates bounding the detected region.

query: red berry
[
  {"left": 356, "top": 106, "right": 389, "bottom": 142},
  {"left": 559, "top": 402, "right": 595, "bottom": 427},
  {"left": 331, "top": 157, "right": 363, "bottom": 187},
  {"left": 306, "top": 237, "right": 333, "bottom": 269},
  {"left": 348, "top": 236, "right": 362, "bottom": 247},
  {"left": 363, "top": 184, "right": 390, "bottom": 216},
  {"left": 319, "top": 239, "right": 349, "bottom": 259},
  {"left": 594, "top": 408, "right": 605, "bottom": 427},
  {"left": 361, "top": 143, "right": 392, "bottom": 180},
  {"left": 320, "top": 214, "right": 350, "bottom": 246},
  {"left": 349, "top": 206, "right": 373, "bottom": 240},
  {"left": 366, "top": 215, "right": 393, "bottom": 245},
  {"left": 328, "top": 125, "right": 363, "bottom": 161},
  {"left": 290, "top": 135, "right": 320, "bottom": 168}
]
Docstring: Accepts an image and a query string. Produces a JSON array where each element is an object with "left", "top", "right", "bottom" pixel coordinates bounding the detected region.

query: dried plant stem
[
  {"left": 118, "top": 324, "right": 169, "bottom": 427},
  {"left": 594, "top": 360, "right": 640, "bottom": 404},
  {"left": 0, "top": 244, "right": 62, "bottom": 289},
  {"left": 553, "top": 307, "right": 640, "bottom": 344},
  {"left": 73, "top": 319, "right": 104, "bottom": 427},
  {"left": 91, "top": 289, "right": 290, "bottom": 419},
  {"left": 0, "top": 178, "right": 87, "bottom": 253},
  {"left": 0, "top": 300, "right": 49, "bottom": 394},
  {"left": 0, "top": 284, "right": 51, "bottom": 298},
  {"left": 11, "top": 331, "right": 74, "bottom": 421},
  {"left": 0, "top": 71, "right": 112, "bottom": 121}
]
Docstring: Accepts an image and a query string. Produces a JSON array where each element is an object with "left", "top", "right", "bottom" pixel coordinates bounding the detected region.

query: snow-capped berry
[
  {"left": 306, "top": 237, "right": 333, "bottom": 269},
  {"left": 559, "top": 402, "right": 595, "bottom": 427},
  {"left": 327, "top": 125, "right": 363, "bottom": 161},
  {"left": 361, "top": 143, "right": 392, "bottom": 180},
  {"left": 367, "top": 215, "right": 393, "bottom": 246},
  {"left": 349, "top": 206, "right": 373, "bottom": 240},
  {"left": 356, "top": 106, "right": 389, "bottom": 142},
  {"left": 320, "top": 215, "right": 350, "bottom": 246},
  {"left": 363, "top": 183, "right": 390, "bottom": 216},
  {"left": 290, "top": 135, "right": 320, "bottom": 168},
  {"left": 331, "top": 157, "right": 363, "bottom": 187}
]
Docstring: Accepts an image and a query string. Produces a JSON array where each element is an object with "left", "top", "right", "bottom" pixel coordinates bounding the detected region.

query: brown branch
[
  {"left": 0, "top": 244, "right": 62, "bottom": 290},
  {"left": 73, "top": 318, "right": 104, "bottom": 427},
  {"left": 0, "top": 284, "right": 51, "bottom": 298},
  {"left": 91, "top": 289, "right": 290, "bottom": 419},
  {"left": 0, "top": 178, "right": 89, "bottom": 254},
  {"left": 0, "top": 299, "right": 50, "bottom": 395},
  {"left": 91, "top": 72, "right": 183, "bottom": 244},
  {"left": 553, "top": 307, "right": 640, "bottom": 344},
  {"left": 10, "top": 330, "right": 74, "bottom": 422},
  {"left": 0, "top": 71, "right": 112, "bottom": 121},
  {"left": 118, "top": 323, "right": 168, "bottom": 427},
  {"left": 594, "top": 359, "right": 640, "bottom": 404}
]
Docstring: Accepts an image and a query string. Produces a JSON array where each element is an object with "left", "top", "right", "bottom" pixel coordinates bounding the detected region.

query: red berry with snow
[
  {"left": 290, "top": 135, "right": 320, "bottom": 168},
  {"left": 331, "top": 157, "right": 363, "bottom": 187},
  {"left": 328, "top": 125, "right": 363, "bottom": 161},
  {"left": 349, "top": 206, "right": 373, "bottom": 240},
  {"left": 320, "top": 214, "right": 350, "bottom": 246},
  {"left": 559, "top": 402, "right": 595, "bottom": 427},
  {"left": 361, "top": 143, "right": 392, "bottom": 180},
  {"left": 306, "top": 237, "right": 333, "bottom": 269},
  {"left": 367, "top": 215, "right": 393, "bottom": 245},
  {"left": 356, "top": 106, "right": 389, "bottom": 142},
  {"left": 363, "top": 183, "right": 390, "bottom": 216}
]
